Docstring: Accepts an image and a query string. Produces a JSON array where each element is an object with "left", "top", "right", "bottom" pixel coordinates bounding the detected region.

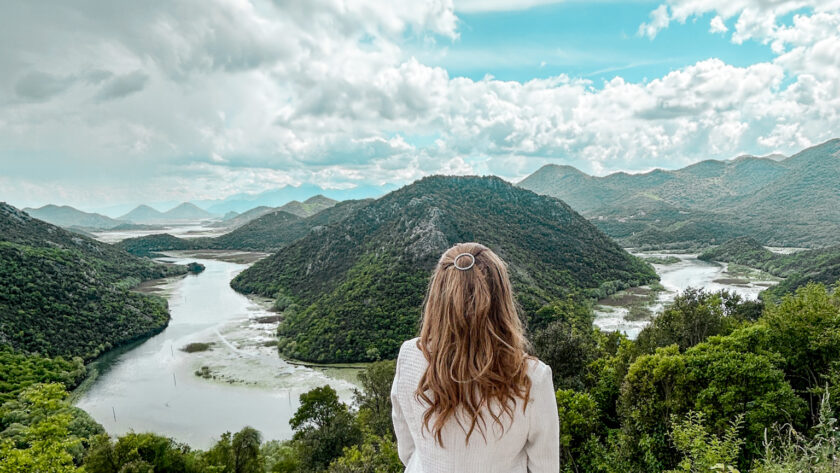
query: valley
[
  {"left": 73, "top": 252, "right": 357, "bottom": 449},
  {"left": 3, "top": 149, "right": 840, "bottom": 471},
  {"left": 67, "top": 225, "right": 786, "bottom": 449}
]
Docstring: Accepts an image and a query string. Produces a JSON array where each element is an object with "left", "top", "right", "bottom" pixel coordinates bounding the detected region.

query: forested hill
[
  {"left": 22, "top": 204, "right": 124, "bottom": 230},
  {"left": 519, "top": 139, "right": 840, "bottom": 248},
  {"left": 231, "top": 175, "right": 658, "bottom": 363},
  {"left": 699, "top": 236, "right": 840, "bottom": 298},
  {"left": 0, "top": 203, "right": 187, "bottom": 360},
  {"left": 116, "top": 199, "right": 372, "bottom": 254}
]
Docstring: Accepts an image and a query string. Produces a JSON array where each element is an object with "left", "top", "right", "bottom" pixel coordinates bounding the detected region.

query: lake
[{"left": 74, "top": 253, "right": 358, "bottom": 449}]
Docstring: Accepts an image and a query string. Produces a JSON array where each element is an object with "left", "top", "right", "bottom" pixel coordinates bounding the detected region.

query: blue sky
[
  {"left": 421, "top": 2, "right": 776, "bottom": 84},
  {"left": 0, "top": 0, "right": 838, "bottom": 212}
]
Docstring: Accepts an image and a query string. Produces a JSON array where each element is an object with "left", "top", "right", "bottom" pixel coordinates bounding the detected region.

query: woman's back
[
  {"left": 391, "top": 338, "right": 558, "bottom": 473},
  {"left": 391, "top": 242, "right": 559, "bottom": 472}
]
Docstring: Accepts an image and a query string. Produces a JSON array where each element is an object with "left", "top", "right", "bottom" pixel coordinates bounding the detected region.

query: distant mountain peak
[{"left": 21, "top": 203, "right": 124, "bottom": 229}]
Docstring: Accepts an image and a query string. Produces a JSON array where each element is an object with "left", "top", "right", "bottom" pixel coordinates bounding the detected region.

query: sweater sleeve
[
  {"left": 526, "top": 362, "right": 560, "bottom": 473},
  {"left": 391, "top": 350, "right": 415, "bottom": 466}
]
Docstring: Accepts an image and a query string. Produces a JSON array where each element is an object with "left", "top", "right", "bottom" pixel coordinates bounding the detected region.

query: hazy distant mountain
[
  {"left": 211, "top": 195, "right": 338, "bottom": 230},
  {"left": 119, "top": 202, "right": 215, "bottom": 223},
  {"left": 231, "top": 175, "right": 657, "bottom": 362},
  {"left": 118, "top": 199, "right": 372, "bottom": 254},
  {"left": 23, "top": 204, "right": 124, "bottom": 229},
  {"left": 162, "top": 202, "right": 214, "bottom": 221},
  {"left": 119, "top": 204, "right": 166, "bottom": 223},
  {"left": 211, "top": 206, "right": 276, "bottom": 229},
  {"left": 200, "top": 183, "right": 396, "bottom": 214},
  {"left": 519, "top": 139, "right": 840, "bottom": 248}
]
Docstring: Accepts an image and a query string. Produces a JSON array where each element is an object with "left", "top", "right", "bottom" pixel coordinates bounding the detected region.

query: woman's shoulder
[
  {"left": 396, "top": 337, "right": 424, "bottom": 366},
  {"left": 526, "top": 356, "right": 553, "bottom": 385}
]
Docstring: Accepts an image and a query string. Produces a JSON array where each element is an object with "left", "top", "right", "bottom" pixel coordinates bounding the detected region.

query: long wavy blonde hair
[{"left": 416, "top": 242, "right": 532, "bottom": 446}]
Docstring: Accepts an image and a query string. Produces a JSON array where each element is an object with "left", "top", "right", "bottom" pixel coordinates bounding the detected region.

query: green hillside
[
  {"left": 279, "top": 195, "right": 338, "bottom": 218},
  {"left": 0, "top": 203, "right": 187, "bottom": 360},
  {"left": 114, "top": 233, "right": 199, "bottom": 257},
  {"left": 231, "top": 175, "right": 657, "bottom": 363},
  {"left": 519, "top": 139, "right": 840, "bottom": 248}
]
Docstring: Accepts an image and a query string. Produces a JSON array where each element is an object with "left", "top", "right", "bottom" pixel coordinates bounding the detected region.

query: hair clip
[{"left": 453, "top": 253, "right": 475, "bottom": 271}]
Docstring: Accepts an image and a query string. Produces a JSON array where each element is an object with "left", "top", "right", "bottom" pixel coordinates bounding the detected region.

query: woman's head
[{"left": 416, "top": 242, "right": 531, "bottom": 445}]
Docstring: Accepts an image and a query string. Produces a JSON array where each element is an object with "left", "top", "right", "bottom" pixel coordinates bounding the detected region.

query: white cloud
[
  {"left": 2, "top": 0, "right": 840, "bottom": 208},
  {"left": 639, "top": 5, "right": 671, "bottom": 39},
  {"left": 710, "top": 15, "right": 729, "bottom": 33}
]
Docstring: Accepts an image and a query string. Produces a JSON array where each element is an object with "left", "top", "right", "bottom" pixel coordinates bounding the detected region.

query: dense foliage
[
  {"left": 115, "top": 233, "right": 200, "bottom": 257},
  {"left": 3, "top": 284, "right": 840, "bottom": 472},
  {"left": 533, "top": 282, "right": 840, "bottom": 472},
  {"left": 0, "top": 203, "right": 187, "bottom": 360},
  {"left": 520, "top": 139, "right": 840, "bottom": 249},
  {"left": 0, "top": 363, "right": 402, "bottom": 473},
  {"left": 699, "top": 237, "right": 840, "bottom": 298},
  {"left": 232, "top": 175, "right": 657, "bottom": 362},
  {"left": 0, "top": 348, "right": 85, "bottom": 403}
]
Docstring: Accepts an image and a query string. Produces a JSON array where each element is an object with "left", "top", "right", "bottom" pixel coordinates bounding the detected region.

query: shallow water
[
  {"left": 74, "top": 255, "right": 357, "bottom": 449},
  {"left": 593, "top": 253, "right": 779, "bottom": 339},
  {"left": 92, "top": 223, "right": 228, "bottom": 243}
]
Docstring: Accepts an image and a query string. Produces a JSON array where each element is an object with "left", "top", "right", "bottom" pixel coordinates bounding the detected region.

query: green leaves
[
  {"left": 666, "top": 411, "right": 743, "bottom": 473},
  {"left": 0, "top": 384, "right": 84, "bottom": 473}
]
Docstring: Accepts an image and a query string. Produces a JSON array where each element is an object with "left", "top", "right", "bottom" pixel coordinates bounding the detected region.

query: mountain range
[
  {"left": 230, "top": 175, "right": 658, "bottom": 363},
  {"left": 518, "top": 139, "right": 840, "bottom": 249},
  {"left": 117, "top": 199, "right": 371, "bottom": 254},
  {"left": 210, "top": 195, "right": 338, "bottom": 229},
  {"left": 119, "top": 202, "right": 216, "bottom": 224},
  {"left": 197, "top": 183, "right": 397, "bottom": 214},
  {"left": 23, "top": 204, "right": 125, "bottom": 230}
]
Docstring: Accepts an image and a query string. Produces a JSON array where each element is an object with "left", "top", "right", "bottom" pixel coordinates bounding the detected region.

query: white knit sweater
[{"left": 391, "top": 338, "right": 560, "bottom": 473}]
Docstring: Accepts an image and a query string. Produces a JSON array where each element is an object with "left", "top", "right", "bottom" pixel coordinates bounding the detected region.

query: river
[
  {"left": 593, "top": 252, "right": 779, "bottom": 339},
  {"left": 74, "top": 249, "right": 780, "bottom": 448},
  {"left": 74, "top": 253, "right": 358, "bottom": 449}
]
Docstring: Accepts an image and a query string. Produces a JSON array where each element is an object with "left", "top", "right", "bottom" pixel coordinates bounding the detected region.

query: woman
[{"left": 391, "top": 242, "right": 559, "bottom": 473}]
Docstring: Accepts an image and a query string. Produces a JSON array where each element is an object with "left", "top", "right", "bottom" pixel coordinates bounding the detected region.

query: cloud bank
[{"left": 0, "top": 0, "right": 839, "bottom": 208}]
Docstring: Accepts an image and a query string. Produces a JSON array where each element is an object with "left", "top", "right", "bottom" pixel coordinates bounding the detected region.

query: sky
[{"left": 1, "top": 0, "right": 839, "bottom": 212}]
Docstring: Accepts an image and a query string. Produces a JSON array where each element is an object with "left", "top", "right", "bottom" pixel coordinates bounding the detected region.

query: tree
[
  {"left": 259, "top": 440, "right": 300, "bottom": 473},
  {"left": 291, "top": 386, "right": 363, "bottom": 472},
  {"left": 532, "top": 299, "right": 599, "bottom": 390},
  {"left": 555, "top": 389, "right": 605, "bottom": 473},
  {"left": 0, "top": 384, "right": 82, "bottom": 473},
  {"left": 82, "top": 432, "right": 195, "bottom": 473},
  {"left": 354, "top": 360, "right": 396, "bottom": 438},
  {"left": 667, "top": 412, "right": 743, "bottom": 473},
  {"left": 327, "top": 434, "right": 402, "bottom": 473},
  {"left": 232, "top": 427, "right": 263, "bottom": 473},
  {"left": 203, "top": 432, "right": 235, "bottom": 472},
  {"left": 636, "top": 289, "right": 752, "bottom": 353},
  {"left": 762, "top": 282, "right": 840, "bottom": 419}
]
